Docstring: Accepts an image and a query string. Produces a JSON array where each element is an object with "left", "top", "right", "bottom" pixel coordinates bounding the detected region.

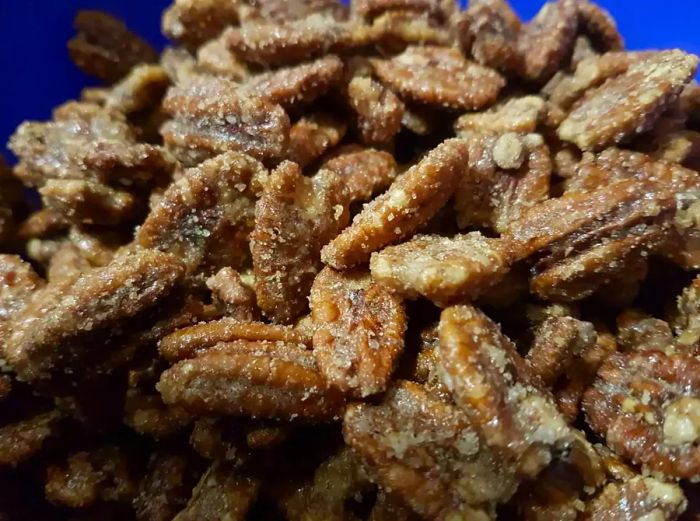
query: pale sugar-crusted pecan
[
  {"left": 558, "top": 50, "right": 699, "bottom": 151},
  {"left": 370, "top": 45, "right": 505, "bottom": 110},
  {"left": 196, "top": 29, "right": 251, "bottom": 81},
  {"left": 162, "top": 0, "right": 241, "bottom": 49},
  {"left": 438, "top": 305, "right": 572, "bottom": 475},
  {"left": 352, "top": 0, "right": 456, "bottom": 22},
  {"left": 0, "top": 255, "right": 42, "bottom": 324},
  {"left": 3, "top": 250, "right": 185, "bottom": 383},
  {"left": 672, "top": 275, "right": 700, "bottom": 348},
  {"left": 583, "top": 350, "right": 700, "bottom": 479},
  {"left": 157, "top": 341, "right": 346, "bottom": 421},
  {"left": 226, "top": 13, "right": 374, "bottom": 67},
  {"left": 138, "top": 151, "right": 268, "bottom": 277},
  {"left": 370, "top": 10, "right": 453, "bottom": 51},
  {"left": 251, "top": 161, "right": 349, "bottom": 323},
  {"left": 68, "top": 11, "right": 158, "bottom": 83},
  {"left": 370, "top": 233, "right": 511, "bottom": 305},
  {"left": 206, "top": 267, "right": 260, "bottom": 321},
  {"left": 321, "top": 146, "right": 398, "bottom": 203},
  {"left": 310, "top": 267, "right": 406, "bottom": 397},
  {"left": 172, "top": 462, "right": 260, "bottom": 521},
  {"left": 161, "top": 75, "right": 290, "bottom": 164},
  {"left": 286, "top": 114, "right": 347, "bottom": 168},
  {"left": 454, "top": 132, "right": 551, "bottom": 233},
  {"left": 454, "top": 96, "right": 545, "bottom": 136},
  {"left": 241, "top": 55, "right": 344, "bottom": 109},
  {"left": 322, "top": 138, "right": 468, "bottom": 269},
  {"left": 347, "top": 76, "right": 404, "bottom": 146},
  {"left": 344, "top": 380, "right": 519, "bottom": 520},
  {"left": 159, "top": 318, "right": 310, "bottom": 362}
]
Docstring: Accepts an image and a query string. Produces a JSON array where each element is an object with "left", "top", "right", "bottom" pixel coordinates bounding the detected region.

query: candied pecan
[
  {"left": 310, "top": 267, "right": 405, "bottom": 397},
  {"left": 641, "top": 130, "right": 700, "bottom": 168},
  {"left": 159, "top": 318, "right": 310, "bottom": 362},
  {"left": 17, "top": 208, "right": 70, "bottom": 240},
  {"left": 161, "top": 75, "right": 290, "bottom": 164},
  {"left": 456, "top": 0, "right": 522, "bottom": 76},
  {"left": 576, "top": 0, "right": 624, "bottom": 53},
  {"left": 370, "top": 233, "right": 511, "bottom": 305},
  {"left": 9, "top": 101, "right": 174, "bottom": 189},
  {"left": 160, "top": 47, "right": 197, "bottom": 83},
  {"left": 370, "top": 45, "right": 505, "bottom": 110},
  {"left": 0, "top": 410, "right": 60, "bottom": 466},
  {"left": 286, "top": 114, "right": 348, "bottom": 168},
  {"left": 4, "top": 250, "right": 185, "bottom": 383},
  {"left": 322, "top": 138, "right": 467, "bottom": 269},
  {"left": 104, "top": 64, "right": 171, "bottom": 115},
  {"left": 124, "top": 391, "right": 192, "bottom": 440},
  {"left": 321, "top": 147, "right": 398, "bottom": 202},
  {"left": 244, "top": 420, "right": 290, "bottom": 449},
  {"left": 157, "top": 341, "right": 346, "bottom": 421},
  {"left": 189, "top": 417, "right": 248, "bottom": 463},
  {"left": 172, "top": 462, "right": 260, "bottom": 521},
  {"left": 585, "top": 477, "right": 686, "bottom": 520},
  {"left": 400, "top": 103, "right": 440, "bottom": 135},
  {"left": 0, "top": 255, "right": 42, "bottom": 323},
  {"left": 455, "top": 96, "right": 545, "bottom": 136},
  {"left": 438, "top": 305, "right": 572, "bottom": 474},
  {"left": 196, "top": 29, "right": 250, "bottom": 81},
  {"left": 206, "top": 268, "right": 260, "bottom": 321},
  {"left": 455, "top": 132, "right": 551, "bottom": 233},
  {"left": 68, "top": 10, "right": 157, "bottom": 83},
  {"left": 133, "top": 450, "right": 199, "bottom": 521},
  {"left": 226, "top": 13, "right": 374, "bottom": 66},
  {"left": 584, "top": 350, "right": 700, "bottom": 479},
  {"left": 280, "top": 448, "right": 372, "bottom": 521},
  {"left": 137, "top": 151, "right": 268, "bottom": 276},
  {"left": 673, "top": 275, "right": 700, "bottom": 347},
  {"left": 352, "top": 0, "right": 454, "bottom": 21},
  {"left": 162, "top": 0, "right": 241, "bottom": 49},
  {"left": 371, "top": 10, "right": 452, "bottom": 51},
  {"left": 39, "top": 180, "right": 137, "bottom": 226},
  {"left": 559, "top": 51, "right": 699, "bottom": 151},
  {"left": 526, "top": 316, "right": 597, "bottom": 387},
  {"left": 0, "top": 160, "right": 24, "bottom": 244},
  {"left": 344, "top": 381, "right": 519, "bottom": 519},
  {"left": 515, "top": 0, "right": 579, "bottom": 84},
  {"left": 45, "top": 446, "right": 139, "bottom": 508},
  {"left": 241, "top": 55, "right": 344, "bottom": 109},
  {"left": 347, "top": 76, "right": 404, "bottom": 146},
  {"left": 616, "top": 310, "right": 676, "bottom": 353},
  {"left": 251, "top": 161, "right": 349, "bottom": 323}
]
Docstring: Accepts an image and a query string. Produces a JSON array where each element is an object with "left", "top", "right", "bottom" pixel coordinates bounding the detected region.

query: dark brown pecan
[
  {"left": 4, "top": 250, "right": 185, "bottom": 383},
  {"left": 576, "top": 0, "right": 624, "bottom": 53},
  {"left": 161, "top": 75, "right": 290, "bottom": 164},
  {"left": 251, "top": 161, "right": 349, "bottom": 323},
  {"left": 344, "top": 381, "right": 519, "bottom": 519},
  {"left": 0, "top": 159, "right": 24, "bottom": 245},
  {"left": 68, "top": 10, "right": 158, "bottom": 83},
  {"left": 310, "top": 267, "right": 406, "bottom": 397},
  {"left": 0, "top": 410, "right": 60, "bottom": 467}
]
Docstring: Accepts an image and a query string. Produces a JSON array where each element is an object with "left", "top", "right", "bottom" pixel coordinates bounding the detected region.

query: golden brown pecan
[
  {"left": 576, "top": 0, "right": 624, "bottom": 53},
  {"left": 370, "top": 233, "right": 511, "bottom": 305},
  {"left": 370, "top": 10, "right": 453, "bottom": 52},
  {"left": 206, "top": 268, "right": 260, "bottom": 321},
  {"left": 251, "top": 161, "right": 349, "bottom": 323},
  {"left": 286, "top": 114, "right": 348, "bottom": 168},
  {"left": 322, "top": 138, "right": 467, "bottom": 269},
  {"left": 9, "top": 101, "right": 174, "bottom": 188},
  {"left": 162, "top": 0, "right": 241, "bottom": 49},
  {"left": 227, "top": 13, "right": 374, "bottom": 66},
  {"left": 241, "top": 55, "right": 344, "bottom": 109},
  {"left": 352, "top": 0, "right": 456, "bottom": 22},
  {"left": 673, "top": 275, "right": 700, "bottom": 348},
  {"left": 172, "top": 462, "right": 260, "bottom": 521},
  {"left": 196, "top": 29, "right": 251, "bottom": 81},
  {"left": 138, "top": 151, "right": 268, "bottom": 277},
  {"left": 310, "top": 267, "right": 406, "bottom": 397},
  {"left": 583, "top": 350, "right": 700, "bottom": 479},
  {"left": 321, "top": 147, "right": 398, "bottom": 203},
  {"left": 157, "top": 341, "right": 346, "bottom": 421},
  {"left": 438, "top": 305, "right": 572, "bottom": 475},
  {"left": 558, "top": 50, "right": 699, "bottom": 151},
  {"left": 454, "top": 96, "right": 545, "bottom": 136},
  {"left": 0, "top": 410, "right": 60, "bottom": 467},
  {"left": 584, "top": 477, "right": 686, "bottom": 521},
  {"left": 161, "top": 75, "right": 290, "bottom": 164},
  {"left": 68, "top": 10, "right": 158, "bottom": 83},
  {"left": 104, "top": 64, "right": 171, "bottom": 115},
  {"left": 243, "top": 0, "right": 348, "bottom": 24},
  {"left": 0, "top": 255, "right": 42, "bottom": 324},
  {"left": 39, "top": 179, "right": 137, "bottom": 226},
  {"left": 454, "top": 132, "right": 551, "bottom": 233},
  {"left": 159, "top": 318, "right": 310, "bottom": 362},
  {"left": 123, "top": 389, "right": 192, "bottom": 440},
  {"left": 526, "top": 316, "right": 597, "bottom": 388},
  {"left": 616, "top": 310, "right": 676, "bottom": 353},
  {"left": 344, "top": 381, "right": 519, "bottom": 519},
  {"left": 4, "top": 250, "right": 185, "bottom": 383},
  {"left": 516, "top": 0, "right": 578, "bottom": 84},
  {"left": 17, "top": 208, "right": 69, "bottom": 242},
  {"left": 370, "top": 45, "right": 505, "bottom": 110},
  {"left": 347, "top": 76, "right": 404, "bottom": 146}
]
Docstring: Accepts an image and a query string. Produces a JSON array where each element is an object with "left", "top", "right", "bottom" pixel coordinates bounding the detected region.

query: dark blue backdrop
[{"left": 1, "top": 0, "right": 699, "bottom": 154}]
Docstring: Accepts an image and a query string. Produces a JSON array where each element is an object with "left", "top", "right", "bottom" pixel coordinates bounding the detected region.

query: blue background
[{"left": 1, "top": 1, "right": 699, "bottom": 156}]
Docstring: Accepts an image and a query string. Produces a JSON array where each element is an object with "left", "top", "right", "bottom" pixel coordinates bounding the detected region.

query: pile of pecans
[{"left": 3, "top": 0, "right": 700, "bottom": 518}]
